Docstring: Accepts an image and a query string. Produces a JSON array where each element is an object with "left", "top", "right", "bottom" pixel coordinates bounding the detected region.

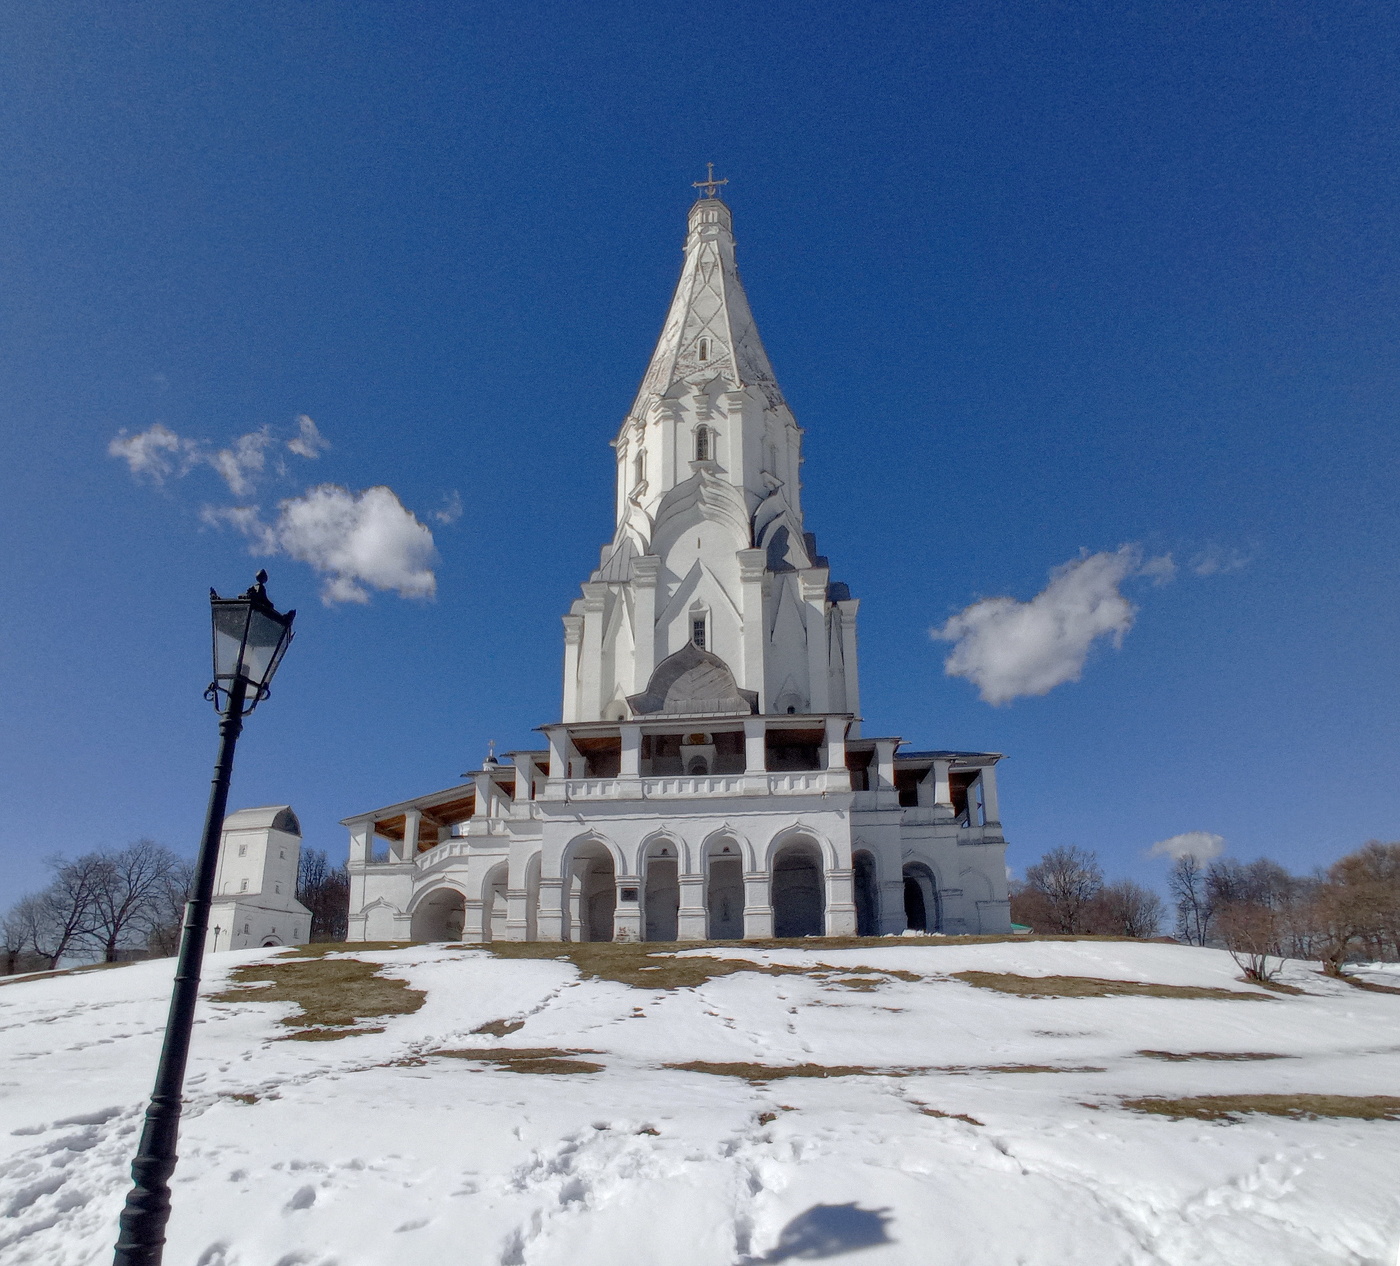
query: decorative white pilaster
[
  {"left": 613, "top": 878, "right": 643, "bottom": 942},
  {"left": 800, "top": 569, "right": 831, "bottom": 713},
  {"left": 579, "top": 583, "right": 608, "bottom": 721},
  {"left": 561, "top": 614, "right": 583, "bottom": 721},
  {"left": 837, "top": 597, "right": 861, "bottom": 737},
  {"left": 631, "top": 555, "right": 660, "bottom": 693},
  {"left": 738, "top": 547, "right": 767, "bottom": 703},
  {"left": 462, "top": 898, "right": 486, "bottom": 943}
]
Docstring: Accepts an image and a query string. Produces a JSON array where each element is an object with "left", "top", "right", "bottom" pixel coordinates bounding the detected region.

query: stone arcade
[{"left": 344, "top": 187, "right": 1012, "bottom": 945}]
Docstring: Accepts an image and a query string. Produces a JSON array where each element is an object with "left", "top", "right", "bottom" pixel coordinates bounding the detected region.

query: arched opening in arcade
[
  {"left": 643, "top": 838, "right": 680, "bottom": 941},
  {"left": 853, "top": 851, "right": 879, "bottom": 937},
  {"left": 705, "top": 838, "right": 745, "bottom": 940},
  {"left": 480, "top": 864, "right": 508, "bottom": 943},
  {"left": 903, "top": 862, "right": 940, "bottom": 933},
  {"left": 411, "top": 887, "right": 466, "bottom": 942},
  {"left": 569, "top": 841, "right": 617, "bottom": 942},
  {"left": 772, "top": 839, "right": 825, "bottom": 938}
]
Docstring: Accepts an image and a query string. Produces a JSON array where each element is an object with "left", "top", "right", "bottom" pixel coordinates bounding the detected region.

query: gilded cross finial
[{"left": 693, "top": 162, "right": 728, "bottom": 199}]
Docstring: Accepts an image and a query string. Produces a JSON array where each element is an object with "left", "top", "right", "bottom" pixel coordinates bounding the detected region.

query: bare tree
[
  {"left": 2, "top": 897, "right": 48, "bottom": 975},
  {"left": 87, "top": 840, "right": 183, "bottom": 962},
  {"left": 1168, "top": 854, "right": 1213, "bottom": 946},
  {"left": 32, "top": 856, "right": 103, "bottom": 968},
  {"left": 1023, "top": 846, "right": 1104, "bottom": 934},
  {"left": 1090, "top": 879, "right": 1164, "bottom": 938},
  {"left": 1215, "top": 900, "right": 1283, "bottom": 983},
  {"left": 144, "top": 859, "right": 195, "bottom": 958},
  {"left": 297, "top": 848, "right": 350, "bottom": 942}
]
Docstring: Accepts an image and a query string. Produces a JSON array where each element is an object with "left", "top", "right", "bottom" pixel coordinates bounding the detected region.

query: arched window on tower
[
  {"left": 695, "top": 425, "right": 712, "bottom": 462},
  {"left": 698, "top": 337, "right": 709, "bottom": 362},
  {"left": 691, "top": 613, "right": 707, "bottom": 650},
  {"left": 633, "top": 449, "right": 646, "bottom": 488}
]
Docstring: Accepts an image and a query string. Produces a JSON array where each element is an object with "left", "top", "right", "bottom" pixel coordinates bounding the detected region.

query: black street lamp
[{"left": 113, "top": 571, "right": 295, "bottom": 1266}]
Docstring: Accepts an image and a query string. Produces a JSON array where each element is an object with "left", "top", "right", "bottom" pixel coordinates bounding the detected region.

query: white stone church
[{"left": 344, "top": 185, "right": 1011, "bottom": 945}]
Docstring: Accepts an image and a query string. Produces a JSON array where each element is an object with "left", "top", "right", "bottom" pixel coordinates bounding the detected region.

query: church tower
[{"left": 561, "top": 189, "right": 861, "bottom": 728}]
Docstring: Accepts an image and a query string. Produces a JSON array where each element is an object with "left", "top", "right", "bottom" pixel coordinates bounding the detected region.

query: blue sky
[{"left": 3, "top": 0, "right": 1398, "bottom": 908}]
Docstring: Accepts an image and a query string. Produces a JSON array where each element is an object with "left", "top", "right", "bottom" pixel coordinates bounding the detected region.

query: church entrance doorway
[
  {"left": 411, "top": 887, "right": 466, "bottom": 942},
  {"left": 772, "top": 841, "right": 824, "bottom": 938},
  {"left": 706, "top": 840, "right": 745, "bottom": 939},
  {"left": 643, "top": 840, "right": 680, "bottom": 941},
  {"left": 853, "top": 852, "right": 879, "bottom": 937},
  {"left": 902, "top": 862, "right": 939, "bottom": 933},
  {"left": 570, "top": 844, "right": 616, "bottom": 942}
]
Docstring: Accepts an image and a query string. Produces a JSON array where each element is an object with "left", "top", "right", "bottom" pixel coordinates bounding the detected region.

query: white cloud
[
  {"left": 110, "top": 417, "right": 328, "bottom": 494},
  {"left": 287, "top": 415, "right": 330, "bottom": 459},
  {"left": 107, "top": 423, "right": 199, "bottom": 482},
  {"left": 432, "top": 490, "right": 463, "bottom": 525},
  {"left": 208, "top": 427, "right": 274, "bottom": 497},
  {"left": 205, "top": 484, "right": 437, "bottom": 605},
  {"left": 933, "top": 545, "right": 1167, "bottom": 705},
  {"left": 1191, "top": 545, "right": 1251, "bottom": 576},
  {"left": 1147, "top": 831, "right": 1226, "bottom": 862},
  {"left": 1137, "top": 552, "right": 1177, "bottom": 585}
]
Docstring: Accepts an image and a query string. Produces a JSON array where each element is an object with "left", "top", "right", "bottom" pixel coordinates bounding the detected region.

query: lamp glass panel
[
  {"left": 241, "top": 607, "right": 290, "bottom": 689},
  {"left": 211, "top": 603, "right": 253, "bottom": 682}
]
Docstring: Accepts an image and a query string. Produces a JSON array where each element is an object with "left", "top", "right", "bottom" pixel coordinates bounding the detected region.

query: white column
[
  {"left": 677, "top": 876, "right": 707, "bottom": 941},
  {"left": 543, "top": 729, "right": 570, "bottom": 799},
  {"left": 800, "top": 570, "right": 831, "bottom": 712},
  {"left": 825, "top": 868, "right": 857, "bottom": 936},
  {"left": 743, "top": 716, "right": 767, "bottom": 795},
  {"left": 632, "top": 555, "right": 660, "bottom": 693},
  {"left": 823, "top": 715, "right": 847, "bottom": 770},
  {"left": 579, "top": 583, "right": 608, "bottom": 721},
  {"left": 536, "top": 877, "right": 566, "bottom": 941},
  {"left": 614, "top": 877, "right": 643, "bottom": 943},
  {"left": 743, "top": 871, "right": 774, "bottom": 939},
  {"left": 512, "top": 754, "right": 535, "bottom": 805},
  {"left": 933, "top": 758, "right": 953, "bottom": 813},
  {"left": 619, "top": 724, "right": 641, "bottom": 777},
  {"left": 348, "top": 824, "right": 373, "bottom": 864},
  {"left": 981, "top": 764, "right": 1001, "bottom": 825},
  {"left": 874, "top": 740, "right": 897, "bottom": 792},
  {"left": 473, "top": 772, "right": 497, "bottom": 820},
  {"left": 561, "top": 614, "right": 583, "bottom": 721},
  {"left": 399, "top": 809, "right": 421, "bottom": 862},
  {"left": 738, "top": 547, "right": 767, "bottom": 704}
]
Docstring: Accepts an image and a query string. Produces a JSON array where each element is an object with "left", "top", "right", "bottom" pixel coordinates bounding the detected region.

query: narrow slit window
[
  {"left": 698, "top": 337, "right": 709, "bottom": 361},
  {"left": 633, "top": 450, "right": 646, "bottom": 487},
  {"left": 692, "top": 617, "right": 707, "bottom": 649},
  {"left": 695, "top": 426, "right": 711, "bottom": 461}
]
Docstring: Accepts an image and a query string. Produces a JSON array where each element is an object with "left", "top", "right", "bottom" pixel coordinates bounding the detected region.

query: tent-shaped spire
[{"left": 628, "top": 195, "right": 786, "bottom": 419}]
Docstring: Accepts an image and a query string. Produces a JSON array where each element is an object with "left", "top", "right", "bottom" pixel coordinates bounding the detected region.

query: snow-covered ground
[{"left": 1, "top": 939, "right": 1398, "bottom": 1265}]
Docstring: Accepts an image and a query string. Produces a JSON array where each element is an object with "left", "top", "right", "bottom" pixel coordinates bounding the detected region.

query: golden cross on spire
[{"left": 693, "top": 162, "right": 728, "bottom": 199}]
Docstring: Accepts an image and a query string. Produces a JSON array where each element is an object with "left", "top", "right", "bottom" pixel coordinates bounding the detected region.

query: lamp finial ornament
[{"left": 692, "top": 162, "right": 728, "bottom": 199}]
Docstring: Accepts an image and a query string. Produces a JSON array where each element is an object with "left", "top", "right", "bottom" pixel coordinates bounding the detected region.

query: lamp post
[{"left": 113, "top": 571, "right": 295, "bottom": 1266}]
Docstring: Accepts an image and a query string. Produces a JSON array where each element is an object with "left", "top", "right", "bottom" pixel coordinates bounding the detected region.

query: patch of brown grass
[
  {"left": 950, "top": 971, "right": 1269, "bottom": 1000},
  {"left": 1138, "top": 1050, "right": 1291, "bottom": 1062},
  {"left": 938, "top": 1064, "right": 1106, "bottom": 1074},
  {"left": 1120, "top": 1094, "right": 1400, "bottom": 1122},
  {"left": 210, "top": 957, "right": 425, "bottom": 1040},
  {"left": 1334, "top": 973, "right": 1400, "bottom": 996},
  {"left": 665, "top": 1061, "right": 892, "bottom": 1081},
  {"left": 913, "top": 1105, "right": 984, "bottom": 1126},
  {"left": 433, "top": 1047, "right": 605, "bottom": 1075}
]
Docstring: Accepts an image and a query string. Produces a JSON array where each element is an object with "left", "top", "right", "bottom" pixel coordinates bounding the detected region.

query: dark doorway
[
  {"left": 853, "top": 853, "right": 878, "bottom": 936},
  {"left": 772, "top": 844, "right": 824, "bottom": 937},
  {"left": 903, "top": 878, "right": 927, "bottom": 931}
]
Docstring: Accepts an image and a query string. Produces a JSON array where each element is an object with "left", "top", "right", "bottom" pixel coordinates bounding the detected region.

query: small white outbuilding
[{"left": 207, "top": 805, "right": 312, "bottom": 952}]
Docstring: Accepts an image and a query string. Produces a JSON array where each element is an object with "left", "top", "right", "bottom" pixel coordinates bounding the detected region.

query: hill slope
[{"left": 1, "top": 939, "right": 1398, "bottom": 1265}]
